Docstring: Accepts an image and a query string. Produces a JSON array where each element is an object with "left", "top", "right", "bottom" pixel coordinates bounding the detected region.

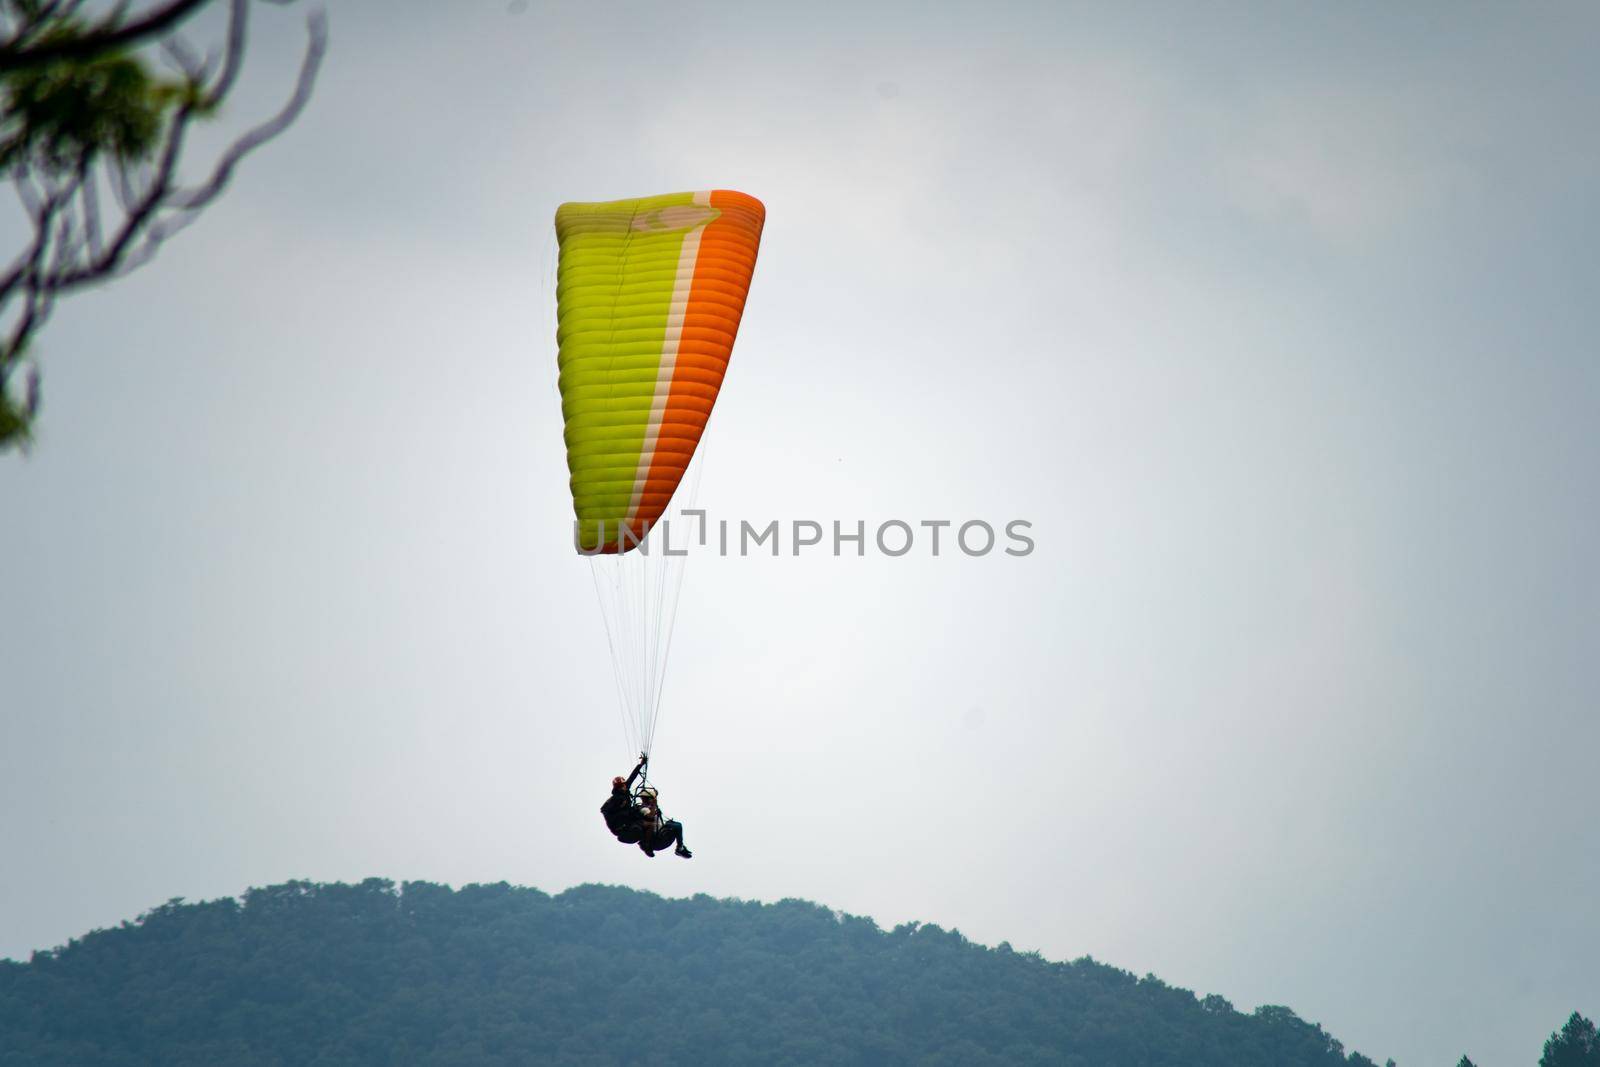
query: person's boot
[{"left": 675, "top": 844, "right": 692, "bottom": 859}]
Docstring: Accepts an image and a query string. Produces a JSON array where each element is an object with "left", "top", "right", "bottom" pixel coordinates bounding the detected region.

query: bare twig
[
  {"left": 78, "top": 155, "right": 100, "bottom": 258},
  {"left": 170, "top": 8, "right": 324, "bottom": 212}
]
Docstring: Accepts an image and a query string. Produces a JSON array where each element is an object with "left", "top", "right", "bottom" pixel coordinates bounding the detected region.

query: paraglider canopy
[{"left": 555, "top": 190, "right": 765, "bottom": 554}]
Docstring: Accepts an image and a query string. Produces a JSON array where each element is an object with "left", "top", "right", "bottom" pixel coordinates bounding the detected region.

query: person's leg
[{"left": 656, "top": 820, "right": 690, "bottom": 857}]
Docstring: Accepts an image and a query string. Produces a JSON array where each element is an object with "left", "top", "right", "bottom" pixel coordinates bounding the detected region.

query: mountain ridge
[{"left": 1, "top": 878, "right": 1385, "bottom": 1066}]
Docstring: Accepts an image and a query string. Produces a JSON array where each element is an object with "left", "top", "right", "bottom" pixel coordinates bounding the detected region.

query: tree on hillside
[
  {"left": 1458, "top": 1055, "right": 1478, "bottom": 1067},
  {"left": 0, "top": 0, "right": 325, "bottom": 451},
  {"left": 1542, "top": 1012, "right": 1600, "bottom": 1067}
]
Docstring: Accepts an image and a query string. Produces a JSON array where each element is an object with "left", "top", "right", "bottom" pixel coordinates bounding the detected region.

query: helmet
[{"left": 612, "top": 776, "right": 626, "bottom": 788}]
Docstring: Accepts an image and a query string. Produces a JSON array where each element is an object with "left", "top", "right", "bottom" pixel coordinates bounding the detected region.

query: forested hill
[{"left": 0, "top": 879, "right": 1382, "bottom": 1066}]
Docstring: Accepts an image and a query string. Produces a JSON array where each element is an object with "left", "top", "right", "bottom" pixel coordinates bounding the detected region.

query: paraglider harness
[
  {"left": 622, "top": 754, "right": 660, "bottom": 834},
  {"left": 629, "top": 753, "right": 652, "bottom": 800},
  {"left": 631, "top": 759, "right": 661, "bottom": 832}
]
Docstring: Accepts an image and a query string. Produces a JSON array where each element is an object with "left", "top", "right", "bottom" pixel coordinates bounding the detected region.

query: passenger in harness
[{"left": 633, "top": 784, "right": 692, "bottom": 859}]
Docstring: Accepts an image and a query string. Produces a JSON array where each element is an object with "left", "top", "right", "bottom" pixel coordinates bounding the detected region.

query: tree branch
[
  {"left": 170, "top": 8, "right": 323, "bottom": 211},
  {"left": 2, "top": 0, "right": 325, "bottom": 450},
  {"left": 0, "top": 0, "right": 211, "bottom": 69}
]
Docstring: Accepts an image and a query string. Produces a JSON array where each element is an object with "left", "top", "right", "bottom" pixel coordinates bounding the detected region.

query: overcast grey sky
[{"left": 3, "top": 2, "right": 1597, "bottom": 1064}]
